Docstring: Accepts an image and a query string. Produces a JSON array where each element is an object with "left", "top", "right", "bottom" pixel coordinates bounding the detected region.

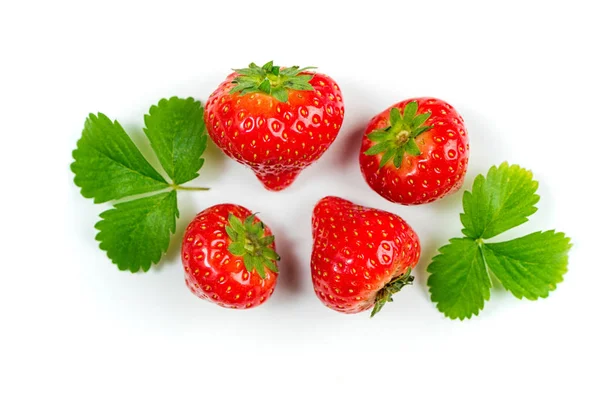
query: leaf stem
[{"left": 170, "top": 184, "right": 210, "bottom": 191}]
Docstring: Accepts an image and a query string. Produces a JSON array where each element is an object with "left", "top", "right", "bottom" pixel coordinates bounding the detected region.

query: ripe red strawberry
[
  {"left": 359, "top": 97, "right": 469, "bottom": 205},
  {"left": 181, "top": 204, "right": 279, "bottom": 309},
  {"left": 205, "top": 61, "right": 344, "bottom": 191},
  {"left": 311, "top": 196, "right": 420, "bottom": 316}
]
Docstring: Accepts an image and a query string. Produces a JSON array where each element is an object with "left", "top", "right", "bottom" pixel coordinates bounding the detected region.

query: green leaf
[
  {"left": 483, "top": 231, "right": 571, "bottom": 300},
  {"left": 95, "top": 191, "right": 178, "bottom": 272},
  {"left": 71, "top": 113, "right": 168, "bottom": 203},
  {"left": 228, "top": 242, "right": 246, "bottom": 256},
  {"left": 389, "top": 107, "right": 401, "bottom": 126},
  {"left": 461, "top": 162, "right": 540, "bottom": 239},
  {"left": 403, "top": 101, "right": 418, "bottom": 122},
  {"left": 427, "top": 163, "right": 572, "bottom": 320},
  {"left": 427, "top": 238, "right": 491, "bottom": 320},
  {"left": 364, "top": 141, "right": 390, "bottom": 156},
  {"left": 405, "top": 138, "right": 421, "bottom": 156},
  {"left": 143, "top": 97, "right": 207, "bottom": 185}
]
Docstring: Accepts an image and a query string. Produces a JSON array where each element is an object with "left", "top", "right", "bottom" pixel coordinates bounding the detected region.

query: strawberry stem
[
  {"left": 170, "top": 184, "right": 210, "bottom": 191},
  {"left": 370, "top": 269, "right": 414, "bottom": 318}
]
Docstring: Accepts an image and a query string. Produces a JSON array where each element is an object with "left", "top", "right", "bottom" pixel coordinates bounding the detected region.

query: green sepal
[
  {"left": 363, "top": 101, "right": 433, "bottom": 169},
  {"left": 225, "top": 213, "right": 280, "bottom": 279},
  {"left": 228, "top": 241, "right": 246, "bottom": 256},
  {"left": 370, "top": 269, "right": 415, "bottom": 317},
  {"left": 380, "top": 148, "right": 396, "bottom": 169},
  {"left": 393, "top": 152, "right": 403, "bottom": 169},
  {"left": 271, "top": 87, "right": 288, "bottom": 103},
  {"left": 405, "top": 139, "right": 421, "bottom": 156},
  {"left": 367, "top": 130, "right": 393, "bottom": 142},
  {"left": 230, "top": 61, "right": 316, "bottom": 103},
  {"left": 364, "top": 141, "right": 390, "bottom": 156}
]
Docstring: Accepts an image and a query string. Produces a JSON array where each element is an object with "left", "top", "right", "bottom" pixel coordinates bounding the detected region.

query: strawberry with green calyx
[
  {"left": 310, "top": 196, "right": 421, "bottom": 317},
  {"left": 206, "top": 61, "right": 344, "bottom": 191},
  {"left": 360, "top": 97, "right": 469, "bottom": 205},
  {"left": 182, "top": 204, "right": 279, "bottom": 309}
]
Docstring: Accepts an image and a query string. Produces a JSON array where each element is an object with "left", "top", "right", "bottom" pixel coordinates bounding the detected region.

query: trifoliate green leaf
[
  {"left": 427, "top": 163, "right": 571, "bottom": 320},
  {"left": 143, "top": 97, "right": 207, "bottom": 185},
  {"left": 461, "top": 162, "right": 539, "bottom": 239},
  {"left": 482, "top": 231, "right": 571, "bottom": 300},
  {"left": 71, "top": 113, "right": 168, "bottom": 203},
  {"left": 95, "top": 191, "right": 178, "bottom": 272},
  {"left": 427, "top": 238, "right": 491, "bottom": 320},
  {"left": 73, "top": 97, "right": 210, "bottom": 272}
]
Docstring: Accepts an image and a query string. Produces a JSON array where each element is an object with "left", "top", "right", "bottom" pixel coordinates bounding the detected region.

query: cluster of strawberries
[{"left": 182, "top": 61, "right": 469, "bottom": 316}]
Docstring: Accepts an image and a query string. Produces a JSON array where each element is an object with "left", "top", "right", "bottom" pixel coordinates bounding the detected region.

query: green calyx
[
  {"left": 364, "top": 101, "right": 433, "bottom": 169},
  {"left": 229, "top": 61, "right": 316, "bottom": 103},
  {"left": 226, "top": 213, "right": 280, "bottom": 279},
  {"left": 370, "top": 269, "right": 415, "bottom": 318}
]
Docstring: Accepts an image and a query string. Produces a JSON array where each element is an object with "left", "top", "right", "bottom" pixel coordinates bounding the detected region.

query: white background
[{"left": 1, "top": 1, "right": 598, "bottom": 398}]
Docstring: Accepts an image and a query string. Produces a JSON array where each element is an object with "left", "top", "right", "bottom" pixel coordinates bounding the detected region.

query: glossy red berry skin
[
  {"left": 360, "top": 97, "right": 469, "bottom": 205},
  {"left": 311, "top": 196, "right": 420, "bottom": 314},
  {"left": 205, "top": 71, "right": 344, "bottom": 191},
  {"left": 181, "top": 204, "right": 277, "bottom": 309}
]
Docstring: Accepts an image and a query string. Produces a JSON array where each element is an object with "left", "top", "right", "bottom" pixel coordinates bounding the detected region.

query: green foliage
[
  {"left": 427, "top": 163, "right": 571, "bottom": 320},
  {"left": 72, "top": 97, "right": 208, "bottom": 272}
]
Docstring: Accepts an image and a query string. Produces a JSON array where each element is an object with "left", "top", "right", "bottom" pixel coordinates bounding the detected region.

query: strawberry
[
  {"left": 311, "top": 196, "right": 420, "bottom": 316},
  {"left": 359, "top": 97, "right": 469, "bottom": 205},
  {"left": 181, "top": 204, "right": 279, "bottom": 309},
  {"left": 205, "top": 61, "right": 345, "bottom": 191}
]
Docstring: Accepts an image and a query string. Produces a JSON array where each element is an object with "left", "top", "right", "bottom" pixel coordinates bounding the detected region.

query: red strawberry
[
  {"left": 311, "top": 196, "right": 420, "bottom": 316},
  {"left": 181, "top": 204, "right": 279, "bottom": 309},
  {"left": 359, "top": 97, "right": 469, "bottom": 205},
  {"left": 205, "top": 61, "right": 344, "bottom": 191}
]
